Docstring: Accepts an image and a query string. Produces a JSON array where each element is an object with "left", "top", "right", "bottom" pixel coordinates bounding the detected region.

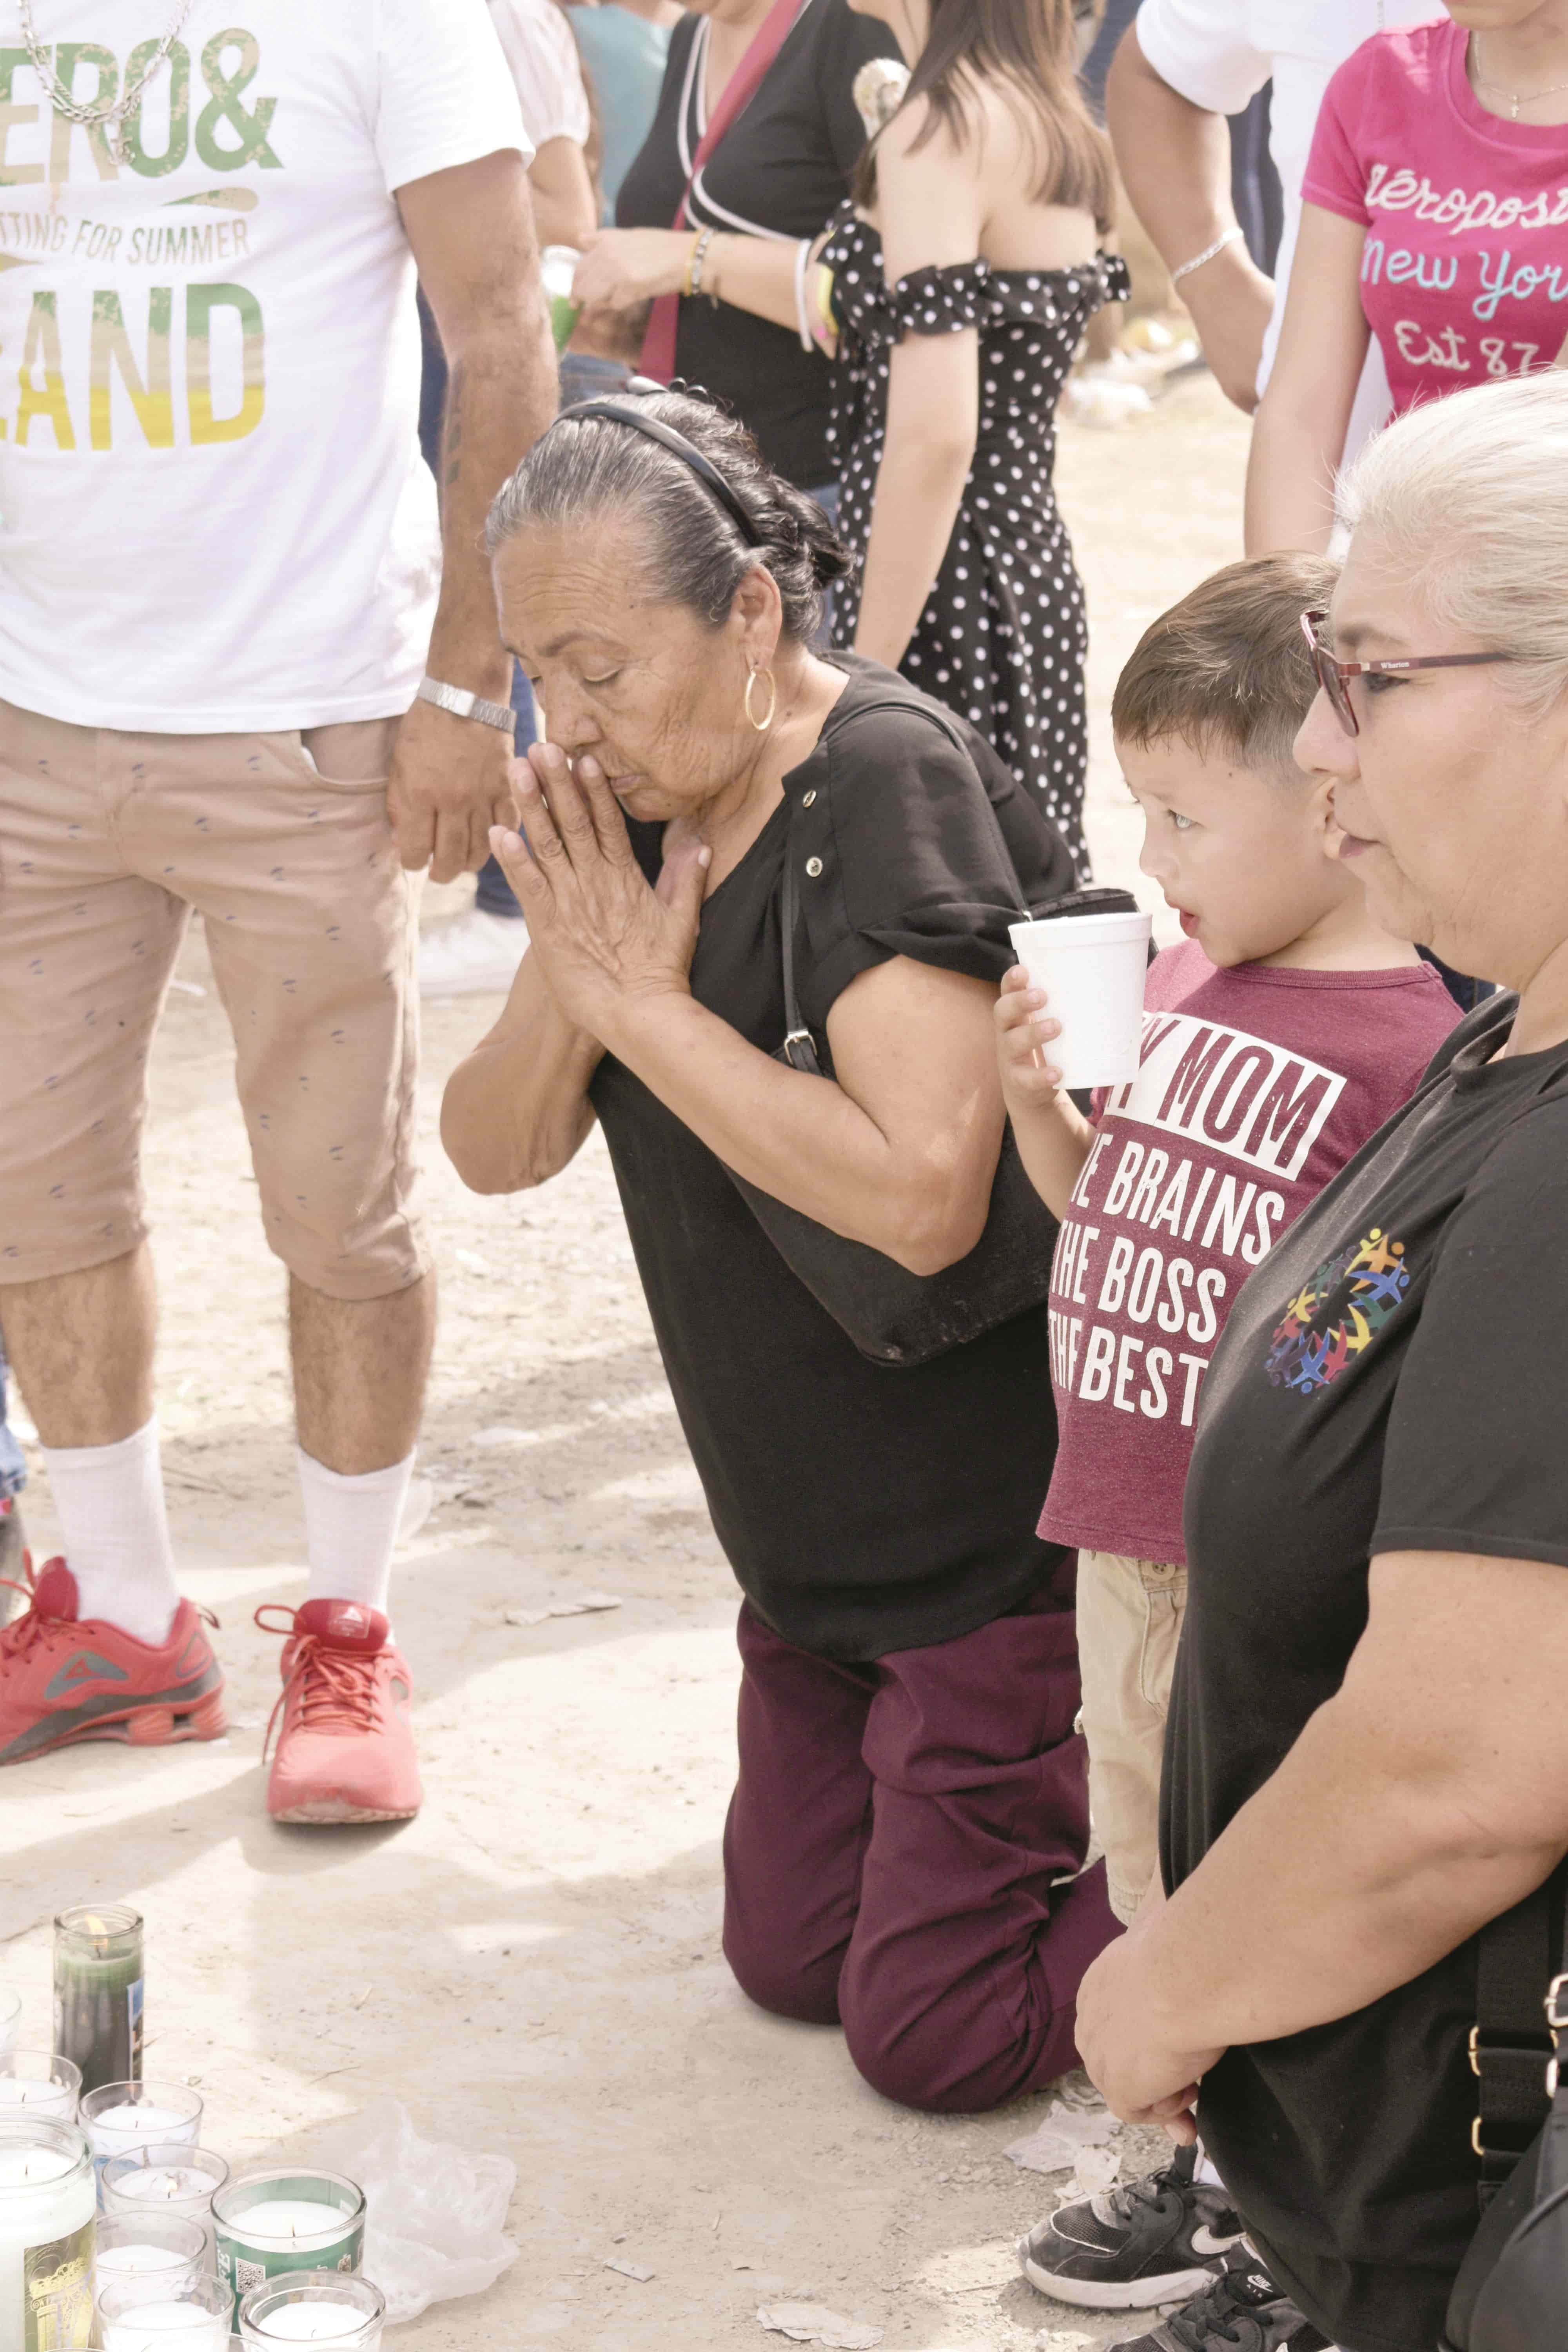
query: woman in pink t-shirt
[{"left": 1246, "top": 5, "right": 1568, "bottom": 552}]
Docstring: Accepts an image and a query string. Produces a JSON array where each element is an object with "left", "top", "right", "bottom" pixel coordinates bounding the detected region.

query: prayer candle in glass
[
  {"left": 102, "top": 2147, "right": 230, "bottom": 2263},
  {"left": 238, "top": 2269, "right": 385, "bottom": 2349},
  {"left": 212, "top": 2175, "right": 364, "bottom": 2331},
  {"left": 93, "top": 2210, "right": 207, "bottom": 2291},
  {"left": 0, "top": 2052, "right": 79, "bottom": 2123},
  {"left": 52, "top": 1909, "right": 144, "bottom": 2097},
  {"left": 97, "top": 2269, "right": 229, "bottom": 2352},
  {"left": 81, "top": 2083, "right": 202, "bottom": 2166},
  {"left": 0, "top": 2118, "right": 95, "bottom": 2352}
]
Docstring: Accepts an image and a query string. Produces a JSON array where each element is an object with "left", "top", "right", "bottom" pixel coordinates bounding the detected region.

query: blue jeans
[{"left": 0, "top": 1348, "right": 25, "bottom": 1501}]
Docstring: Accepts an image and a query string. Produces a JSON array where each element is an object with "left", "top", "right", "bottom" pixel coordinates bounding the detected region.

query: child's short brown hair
[{"left": 1111, "top": 552, "right": 1340, "bottom": 779}]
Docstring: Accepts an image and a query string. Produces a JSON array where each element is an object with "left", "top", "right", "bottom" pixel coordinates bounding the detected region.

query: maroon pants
[{"left": 722, "top": 1593, "right": 1121, "bottom": 2114}]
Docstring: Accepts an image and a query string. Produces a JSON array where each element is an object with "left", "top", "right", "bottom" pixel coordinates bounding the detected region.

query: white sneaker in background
[{"left": 418, "top": 907, "right": 529, "bottom": 999}]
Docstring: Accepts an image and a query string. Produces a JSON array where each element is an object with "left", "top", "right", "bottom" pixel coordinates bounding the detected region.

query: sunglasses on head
[{"left": 1300, "top": 608, "right": 1515, "bottom": 738}]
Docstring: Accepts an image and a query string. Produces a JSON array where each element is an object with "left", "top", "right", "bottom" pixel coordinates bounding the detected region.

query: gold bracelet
[{"left": 680, "top": 228, "right": 702, "bottom": 300}]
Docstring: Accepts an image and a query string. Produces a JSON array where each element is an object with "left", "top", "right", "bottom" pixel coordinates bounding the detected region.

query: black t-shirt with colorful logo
[{"left": 1163, "top": 993, "right": 1568, "bottom": 2352}]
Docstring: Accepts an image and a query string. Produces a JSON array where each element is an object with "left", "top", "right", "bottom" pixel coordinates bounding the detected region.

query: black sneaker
[
  {"left": 1018, "top": 2144, "right": 1245, "bottom": 2309},
  {"left": 1105, "top": 2249, "right": 1333, "bottom": 2350}
]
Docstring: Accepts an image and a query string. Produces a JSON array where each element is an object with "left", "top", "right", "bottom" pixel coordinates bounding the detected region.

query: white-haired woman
[{"left": 1071, "top": 370, "right": 1568, "bottom": 2352}]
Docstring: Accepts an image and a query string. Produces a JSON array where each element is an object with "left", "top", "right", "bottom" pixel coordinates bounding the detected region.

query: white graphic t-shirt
[{"left": 0, "top": 1, "right": 528, "bottom": 732}]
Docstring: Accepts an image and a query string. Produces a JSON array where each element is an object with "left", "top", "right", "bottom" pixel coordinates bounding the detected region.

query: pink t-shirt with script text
[
  {"left": 1303, "top": 17, "right": 1568, "bottom": 411},
  {"left": 1037, "top": 944, "right": 1459, "bottom": 1566}
]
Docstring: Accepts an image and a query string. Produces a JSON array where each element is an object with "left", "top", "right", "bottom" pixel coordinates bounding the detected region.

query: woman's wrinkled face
[
  {"left": 1293, "top": 525, "right": 1568, "bottom": 988},
  {"left": 496, "top": 517, "right": 760, "bottom": 824}
]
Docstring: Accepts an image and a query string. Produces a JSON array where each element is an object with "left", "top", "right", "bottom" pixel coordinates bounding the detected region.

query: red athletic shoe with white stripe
[
  {"left": 259, "top": 1599, "right": 421, "bottom": 1825},
  {"left": 0, "top": 1557, "right": 225, "bottom": 1764}
]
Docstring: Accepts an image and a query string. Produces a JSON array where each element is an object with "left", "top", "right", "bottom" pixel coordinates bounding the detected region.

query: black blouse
[
  {"left": 587, "top": 655, "right": 1080, "bottom": 1661},
  {"left": 615, "top": 0, "right": 899, "bottom": 488}
]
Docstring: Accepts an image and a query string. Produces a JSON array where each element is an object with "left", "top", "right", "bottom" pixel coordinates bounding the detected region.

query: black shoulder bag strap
[
  {"left": 775, "top": 691, "right": 1025, "bottom": 1079},
  {"left": 1444, "top": 1867, "right": 1568, "bottom": 2351}
]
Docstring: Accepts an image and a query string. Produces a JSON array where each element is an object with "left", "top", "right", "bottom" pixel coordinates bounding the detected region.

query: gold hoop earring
[{"left": 744, "top": 664, "right": 777, "bottom": 733}]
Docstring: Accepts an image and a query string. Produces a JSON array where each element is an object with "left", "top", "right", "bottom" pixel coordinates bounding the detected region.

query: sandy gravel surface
[{"left": 5, "top": 372, "right": 1248, "bottom": 2351}]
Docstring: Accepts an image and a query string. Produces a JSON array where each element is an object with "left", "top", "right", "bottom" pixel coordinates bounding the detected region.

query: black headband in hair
[{"left": 553, "top": 397, "right": 766, "bottom": 549}]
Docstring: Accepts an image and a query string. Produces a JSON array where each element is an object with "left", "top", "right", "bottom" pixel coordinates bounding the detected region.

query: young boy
[{"left": 996, "top": 554, "right": 1462, "bottom": 2330}]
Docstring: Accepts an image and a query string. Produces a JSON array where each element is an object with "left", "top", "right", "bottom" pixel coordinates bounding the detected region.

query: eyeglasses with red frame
[{"left": 1300, "top": 608, "right": 1515, "bottom": 738}]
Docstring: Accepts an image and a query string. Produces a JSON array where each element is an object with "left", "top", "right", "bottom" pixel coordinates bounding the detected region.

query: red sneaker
[
  {"left": 259, "top": 1600, "right": 421, "bottom": 1825},
  {"left": 0, "top": 1557, "right": 226, "bottom": 1764}
]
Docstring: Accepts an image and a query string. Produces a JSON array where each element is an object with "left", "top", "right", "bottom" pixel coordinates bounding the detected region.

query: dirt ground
[{"left": 4, "top": 372, "right": 1249, "bottom": 2352}]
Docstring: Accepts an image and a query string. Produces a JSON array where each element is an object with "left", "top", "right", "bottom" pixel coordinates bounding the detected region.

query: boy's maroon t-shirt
[{"left": 1038, "top": 942, "right": 1461, "bottom": 1566}]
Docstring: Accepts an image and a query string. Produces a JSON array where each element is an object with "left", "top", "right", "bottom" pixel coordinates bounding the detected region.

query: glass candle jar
[
  {"left": 94, "top": 2210, "right": 207, "bottom": 2290},
  {"left": 0, "top": 2117, "right": 96, "bottom": 2352},
  {"left": 212, "top": 2174, "right": 365, "bottom": 2331},
  {"left": 81, "top": 2083, "right": 202, "bottom": 2167},
  {"left": 102, "top": 2147, "right": 230, "bottom": 2263},
  {"left": 97, "top": 2269, "right": 230, "bottom": 2352},
  {"left": 238, "top": 2269, "right": 385, "bottom": 2349},
  {"left": 0, "top": 2051, "right": 79, "bottom": 2123},
  {"left": 52, "top": 1909, "right": 144, "bottom": 2097}
]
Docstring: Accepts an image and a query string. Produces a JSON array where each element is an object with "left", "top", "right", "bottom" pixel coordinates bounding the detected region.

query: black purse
[
  {"left": 720, "top": 696, "right": 1133, "bottom": 1367},
  {"left": 1443, "top": 1872, "right": 1568, "bottom": 2351}
]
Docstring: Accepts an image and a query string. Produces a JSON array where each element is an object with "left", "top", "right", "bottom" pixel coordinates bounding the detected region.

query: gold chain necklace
[{"left": 1472, "top": 33, "right": 1568, "bottom": 121}]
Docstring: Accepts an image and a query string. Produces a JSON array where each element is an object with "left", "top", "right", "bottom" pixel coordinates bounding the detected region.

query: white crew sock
[
  {"left": 297, "top": 1446, "right": 414, "bottom": 1619},
  {"left": 1194, "top": 2149, "right": 1224, "bottom": 2189},
  {"left": 39, "top": 1418, "right": 180, "bottom": 1646}
]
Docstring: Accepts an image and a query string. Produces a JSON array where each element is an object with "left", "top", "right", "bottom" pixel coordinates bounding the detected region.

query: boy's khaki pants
[{"left": 1075, "top": 1549, "right": 1188, "bottom": 1926}]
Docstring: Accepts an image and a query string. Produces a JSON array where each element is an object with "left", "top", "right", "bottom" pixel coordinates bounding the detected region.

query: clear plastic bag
[{"left": 299, "top": 2098, "right": 519, "bottom": 2322}]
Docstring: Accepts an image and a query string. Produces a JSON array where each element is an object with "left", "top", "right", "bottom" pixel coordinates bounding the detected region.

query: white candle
[
  {"left": 0, "top": 2140, "right": 96, "bottom": 2352},
  {"left": 109, "top": 2170, "right": 212, "bottom": 2205},
  {"left": 228, "top": 2200, "right": 348, "bottom": 2245},
  {"left": 248, "top": 2304, "right": 366, "bottom": 2343},
  {"left": 0, "top": 2080, "right": 73, "bottom": 2123},
  {"left": 95, "top": 2243, "right": 189, "bottom": 2279},
  {"left": 85, "top": 2107, "right": 196, "bottom": 2161},
  {"left": 100, "top": 2299, "right": 227, "bottom": 2352}
]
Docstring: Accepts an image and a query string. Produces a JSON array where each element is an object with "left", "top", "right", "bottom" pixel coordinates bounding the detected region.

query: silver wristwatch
[{"left": 416, "top": 676, "right": 516, "bottom": 734}]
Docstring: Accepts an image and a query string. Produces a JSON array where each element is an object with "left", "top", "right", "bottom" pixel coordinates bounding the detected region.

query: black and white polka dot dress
[{"left": 823, "top": 207, "right": 1129, "bottom": 879}]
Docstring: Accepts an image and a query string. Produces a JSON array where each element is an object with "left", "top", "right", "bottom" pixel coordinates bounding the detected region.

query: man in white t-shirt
[
  {"left": 1107, "top": 0, "right": 1434, "bottom": 437},
  {"left": 0, "top": 1, "right": 557, "bottom": 1822}
]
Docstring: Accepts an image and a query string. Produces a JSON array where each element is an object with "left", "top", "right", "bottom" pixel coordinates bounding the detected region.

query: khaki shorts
[
  {"left": 0, "top": 702, "right": 427, "bottom": 1302},
  {"left": 1075, "top": 1549, "right": 1188, "bottom": 1926}
]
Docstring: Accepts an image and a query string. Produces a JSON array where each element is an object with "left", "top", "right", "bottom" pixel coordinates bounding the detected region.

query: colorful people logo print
[
  {"left": 1266, "top": 1227, "right": 1411, "bottom": 1394},
  {"left": 0, "top": 28, "right": 277, "bottom": 451}
]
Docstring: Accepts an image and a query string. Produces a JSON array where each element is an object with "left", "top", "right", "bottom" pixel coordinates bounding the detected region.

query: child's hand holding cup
[
  {"left": 1002, "top": 890, "right": 1153, "bottom": 1095},
  {"left": 996, "top": 965, "right": 1069, "bottom": 1104}
]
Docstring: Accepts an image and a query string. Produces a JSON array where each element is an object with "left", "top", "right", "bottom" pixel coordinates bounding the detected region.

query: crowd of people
[{"left": 2, "top": 0, "right": 1567, "bottom": 2348}]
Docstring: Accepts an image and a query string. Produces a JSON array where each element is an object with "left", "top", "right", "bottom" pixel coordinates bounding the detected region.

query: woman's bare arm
[
  {"left": 851, "top": 105, "right": 984, "bottom": 668},
  {"left": 606, "top": 956, "right": 1006, "bottom": 1275},
  {"left": 483, "top": 750, "right": 1009, "bottom": 1272},
  {"left": 1076, "top": 1547, "right": 1568, "bottom": 2126},
  {"left": 1244, "top": 204, "right": 1371, "bottom": 555},
  {"left": 441, "top": 950, "right": 604, "bottom": 1195}
]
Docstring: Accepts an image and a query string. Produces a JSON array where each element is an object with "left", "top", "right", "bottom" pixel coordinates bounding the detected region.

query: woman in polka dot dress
[{"left": 824, "top": 0, "right": 1128, "bottom": 877}]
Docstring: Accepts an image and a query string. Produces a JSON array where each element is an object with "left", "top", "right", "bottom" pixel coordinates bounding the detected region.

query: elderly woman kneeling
[
  {"left": 442, "top": 391, "right": 1118, "bottom": 2112},
  {"left": 1074, "top": 370, "right": 1568, "bottom": 2352}
]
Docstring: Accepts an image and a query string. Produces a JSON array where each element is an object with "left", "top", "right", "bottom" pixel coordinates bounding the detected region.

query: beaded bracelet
[{"left": 688, "top": 226, "right": 717, "bottom": 303}]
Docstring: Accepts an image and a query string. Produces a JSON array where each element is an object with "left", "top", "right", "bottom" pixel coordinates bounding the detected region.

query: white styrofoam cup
[{"left": 1008, "top": 907, "right": 1153, "bottom": 1089}]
